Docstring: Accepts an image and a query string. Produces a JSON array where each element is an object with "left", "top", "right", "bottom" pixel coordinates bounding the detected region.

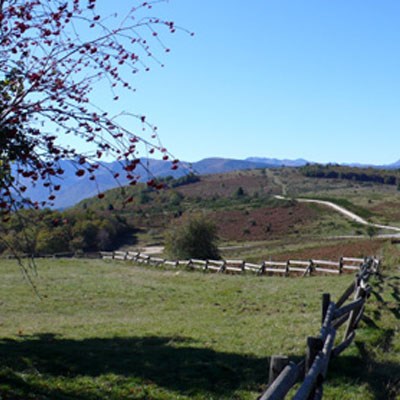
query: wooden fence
[
  {"left": 100, "top": 250, "right": 379, "bottom": 277},
  {"left": 258, "top": 256, "right": 379, "bottom": 399}
]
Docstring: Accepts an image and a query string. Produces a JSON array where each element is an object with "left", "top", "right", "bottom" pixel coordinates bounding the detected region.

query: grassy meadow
[
  {"left": 1, "top": 167, "right": 400, "bottom": 399},
  {"left": 0, "top": 256, "right": 399, "bottom": 399}
]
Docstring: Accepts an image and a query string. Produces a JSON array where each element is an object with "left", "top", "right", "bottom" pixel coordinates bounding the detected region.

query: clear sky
[{"left": 93, "top": 0, "right": 400, "bottom": 165}]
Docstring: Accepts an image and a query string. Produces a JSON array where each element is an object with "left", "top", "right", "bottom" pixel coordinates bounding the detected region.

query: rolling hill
[
  {"left": 17, "top": 156, "right": 400, "bottom": 209},
  {"left": 17, "top": 157, "right": 301, "bottom": 208}
]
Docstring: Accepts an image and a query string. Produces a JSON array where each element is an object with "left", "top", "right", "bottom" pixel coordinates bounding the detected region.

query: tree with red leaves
[{"left": 0, "top": 0, "right": 185, "bottom": 222}]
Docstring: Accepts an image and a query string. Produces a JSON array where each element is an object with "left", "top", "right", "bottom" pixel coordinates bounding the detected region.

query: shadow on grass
[
  {"left": 1, "top": 334, "right": 399, "bottom": 399},
  {"left": 328, "top": 342, "right": 400, "bottom": 400},
  {"left": 371, "top": 273, "right": 400, "bottom": 321},
  {"left": 0, "top": 333, "right": 282, "bottom": 399}
]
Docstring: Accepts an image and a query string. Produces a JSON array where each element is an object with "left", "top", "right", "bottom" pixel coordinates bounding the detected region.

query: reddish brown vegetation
[
  {"left": 370, "top": 202, "right": 400, "bottom": 221},
  {"left": 176, "top": 172, "right": 281, "bottom": 198},
  {"left": 274, "top": 239, "right": 383, "bottom": 261},
  {"left": 210, "top": 204, "right": 318, "bottom": 241}
]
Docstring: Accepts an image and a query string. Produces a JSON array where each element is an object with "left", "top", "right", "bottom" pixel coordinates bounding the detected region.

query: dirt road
[{"left": 275, "top": 195, "right": 400, "bottom": 233}]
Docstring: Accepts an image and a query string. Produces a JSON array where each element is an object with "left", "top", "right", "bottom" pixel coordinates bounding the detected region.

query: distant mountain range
[
  {"left": 245, "top": 157, "right": 309, "bottom": 167},
  {"left": 18, "top": 156, "right": 400, "bottom": 209}
]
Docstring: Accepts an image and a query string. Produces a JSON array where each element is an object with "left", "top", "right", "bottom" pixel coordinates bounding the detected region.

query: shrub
[
  {"left": 36, "top": 227, "right": 71, "bottom": 255},
  {"left": 234, "top": 186, "right": 245, "bottom": 197},
  {"left": 367, "top": 225, "right": 378, "bottom": 239},
  {"left": 165, "top": 215, "right": 220, "bottom": 260}
]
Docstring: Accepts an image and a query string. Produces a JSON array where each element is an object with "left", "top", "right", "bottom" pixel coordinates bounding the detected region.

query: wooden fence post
[
  {"left": 260, "top": 261, "right": 266, "bottom": 275},
  {"left": 241, "top": 260, "right": 245, "bottom": 273},
  {"left": 308, "top": 260, "right": 314, "bottom": 276},
  {"left": 268, "top": 355, "right": 289, "bottom": 385},
  {"left": 339, "top": 257, "right": 343, "bottom": 274},
  {"left": 322, "top": 293, "right": 330, "bottom": 324},
  {"left": 305, "top": 337, "right": 323, "bottom": 375},
  {"left": 218, "top": 260, "right": 226, "bottom": 273},
  {"left": 302, "top": 337, "right": 323, "bottom": 399}
]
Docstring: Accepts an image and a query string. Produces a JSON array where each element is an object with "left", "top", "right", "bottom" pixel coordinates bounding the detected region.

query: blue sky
[{"left": 92, "top": 0, "right": 400, "bottom": 165}]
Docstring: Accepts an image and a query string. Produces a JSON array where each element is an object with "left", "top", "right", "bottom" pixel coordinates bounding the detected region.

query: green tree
[
  {"left": 71, "top": 220, "right": 100, "bottom": 252},
  {"left": 36, "top": 227, "right": 70, "bottom": 255},
  {"left": 366, "top": 225, "right": 378, "bottom": 240},
  {"left": 235, "top": 187, "right": 245, "bottom": 197},
  {"left": 165, "top": 215, "right": 220, "bottom": 260}
]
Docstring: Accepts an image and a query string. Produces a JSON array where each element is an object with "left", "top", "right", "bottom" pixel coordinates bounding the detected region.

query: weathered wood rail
[
  {"left": 259, "top": 257, "right": 379, "bottom": 399},
  {"left": 100, "top": 251, "right": 379, "bottom": 278}
]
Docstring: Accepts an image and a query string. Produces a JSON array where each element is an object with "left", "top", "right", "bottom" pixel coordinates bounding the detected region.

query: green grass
[
  {"left": 325, "top": 268, "right": 400, "bottom": 399},
  {"left": 0, "top": 258, "right": 399, "bottom": 399},
  {"left": 299, "top": 196, "right": 375, "bottom": 220}
]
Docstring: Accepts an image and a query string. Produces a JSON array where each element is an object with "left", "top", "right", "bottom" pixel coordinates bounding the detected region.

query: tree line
[
  {"left": 300, "top": 164, "right": 399, "bottom": 187},
  {"left": 0, "top": 209, "right": 133, "bottom": 256}
]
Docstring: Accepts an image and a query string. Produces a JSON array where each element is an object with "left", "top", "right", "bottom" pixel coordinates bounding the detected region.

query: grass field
[{"left": 0, "top": 257, "right": 399, "bottom": 399}]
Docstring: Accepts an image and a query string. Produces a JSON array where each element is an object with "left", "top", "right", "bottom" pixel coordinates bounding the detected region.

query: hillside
[
  {"left": 17, "top": 157, "right": 400, "bottom": 209},
  {"left": 70, "top": 166, "right": 398, "bottom": 259},
  {"left": 3, "top": 165, "right": 399, "bottom": 259},
  {"left": 17, "top": 157, "right": 277, "bottom": 209}
]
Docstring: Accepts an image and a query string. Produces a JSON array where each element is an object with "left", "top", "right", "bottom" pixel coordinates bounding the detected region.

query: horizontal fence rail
[
  {"left": 99, "top": 251, "right": 380, "bottom": 278},
  {"left": 258, "top": 257, "right": 379, "bottom": 399}
]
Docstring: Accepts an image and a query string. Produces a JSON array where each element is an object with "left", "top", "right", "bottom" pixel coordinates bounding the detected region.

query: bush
[
  {"left": 165, "top": 215, "right": 220, "bottom": 260},
  {"left": 36, "top": 227, "right": 71, "bottom": 255},
  {"left": 234, "top": 186, "right": 245, "bottom": 197}
]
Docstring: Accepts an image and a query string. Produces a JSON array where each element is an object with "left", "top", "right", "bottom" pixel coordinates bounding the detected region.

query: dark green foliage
[
  {"left": 234, "top": 186, "right": 245, "bottom": 197},
  {"left": 36, "top": 227, "right": 71, "bottom": 254},
  {"left": 165, "top": 215, "right": 220, "bottom": 259},
  {"left": 169, "top": 173, "right": 200, "bottom": 188},
  {"left": 366, "top": 225, "right": 378, "bottom": 239},
  {"left": 300, "top": 164, "right": 399, "bottom": 186},
  {"left": 0, "top": 209, "right": 133, "bottom": 255}
]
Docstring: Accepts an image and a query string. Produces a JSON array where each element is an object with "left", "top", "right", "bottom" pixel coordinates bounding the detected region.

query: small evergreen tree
[
  {"left": 165, "top": 215, "right": 220, "bottom": 260},
  {"left": 366, "top": 225, "right": 378, "bottom": 240},
  {"left": 235, "top": 187, "right": 245, "bottom": 197}
]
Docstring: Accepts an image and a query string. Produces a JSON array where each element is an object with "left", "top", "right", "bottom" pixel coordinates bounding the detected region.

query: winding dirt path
[{"left": 274, "top": 195, "right": 400, "bottom": 233}]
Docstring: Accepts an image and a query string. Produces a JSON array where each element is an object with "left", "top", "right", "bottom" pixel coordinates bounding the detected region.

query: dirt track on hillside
[{"left": 275, "top": 196, "right": 400, "bottom": 233}]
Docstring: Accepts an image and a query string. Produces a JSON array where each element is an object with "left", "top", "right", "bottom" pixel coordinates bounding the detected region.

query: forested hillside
[{"left": 300, "top": 164, "right": 400, "bottom": 187}]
